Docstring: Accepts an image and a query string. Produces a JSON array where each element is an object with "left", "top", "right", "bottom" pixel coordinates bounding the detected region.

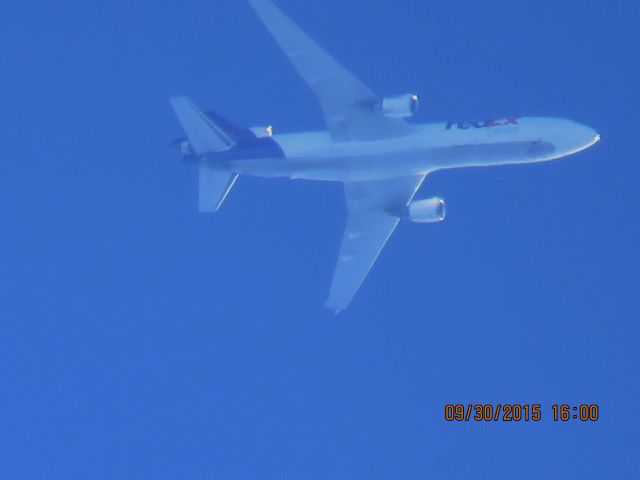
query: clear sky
[{"left": 2, "top": 0, "right": 639, "bottom": 478}]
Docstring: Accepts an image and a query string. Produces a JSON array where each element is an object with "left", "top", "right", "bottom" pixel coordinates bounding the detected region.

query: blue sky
[{"left": 2, "top": 0, "right": 639, "bottom": 478}]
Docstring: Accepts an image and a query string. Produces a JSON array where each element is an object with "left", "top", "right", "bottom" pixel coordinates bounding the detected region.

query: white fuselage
[{"left": 227, "top": 117, "right": 600, "bottom": 182}]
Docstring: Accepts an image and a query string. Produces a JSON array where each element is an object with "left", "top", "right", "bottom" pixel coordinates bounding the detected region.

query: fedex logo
[{"left": 446, "top": 118, "right": 519, "bottom": 130}]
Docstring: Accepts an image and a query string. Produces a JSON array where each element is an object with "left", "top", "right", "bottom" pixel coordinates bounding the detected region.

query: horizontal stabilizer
[
  {"left": 199, "top": 164, "right": 238, "bottom": 212},
  {"left": 170, "top": 97, "right": 235, "bottom": 155}
]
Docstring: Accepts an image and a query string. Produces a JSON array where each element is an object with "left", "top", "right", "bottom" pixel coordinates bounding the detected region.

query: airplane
[{"left": 170, "top": 0, "right": 600, "bottom": 313}]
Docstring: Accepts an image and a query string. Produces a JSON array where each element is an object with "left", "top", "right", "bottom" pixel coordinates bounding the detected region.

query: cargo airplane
[{"left": 170, "top": 0, "right": 600, "bottom": 312}]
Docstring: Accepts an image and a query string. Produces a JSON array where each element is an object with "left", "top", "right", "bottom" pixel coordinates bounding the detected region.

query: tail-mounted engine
[
  {"left": 249, "top": 125, "right": 274, "bottom": 138},
  {"left": 169, "top": 138, "right": 195, "bottom": 155}
]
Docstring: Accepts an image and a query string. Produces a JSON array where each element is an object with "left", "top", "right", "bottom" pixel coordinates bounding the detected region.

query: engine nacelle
[
  {"left": 249, "top": 125, "right": 274, "bottom": 138},
  {"left": 380, "top": 94, "right": 419, "bottom": 118},
  {"left": 406, "top": 197, "right": 446, "bottom": 223},
  {"left": 169, "top": 138, "right": 194, "bottom": 155}
]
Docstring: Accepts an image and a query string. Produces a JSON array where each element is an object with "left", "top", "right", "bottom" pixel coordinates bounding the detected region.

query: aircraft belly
[
  {"left": 229, "top": 155, "right": 420, "bottom": 181},
  {"left": 427, "top": 140, "right": 557, "bottom": 169},
  {"left": 230, "top": 139, "right": 555, "bottom": 181}
]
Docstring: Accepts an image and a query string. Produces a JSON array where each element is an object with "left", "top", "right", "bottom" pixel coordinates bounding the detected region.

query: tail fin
[
  {"left": 171, "top": 97, "right": 239, "bottom": 212},
  {"left": 170, "top": 97, "right": 235, "bottom": 154}
]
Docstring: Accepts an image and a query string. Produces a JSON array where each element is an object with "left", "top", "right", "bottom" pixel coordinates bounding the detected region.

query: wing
[
  {"left": 326, "top": 175, "right": 427, "bottom": 312},
  {"left": 248, "top": 0, "right": 410, "bottom": 142}
]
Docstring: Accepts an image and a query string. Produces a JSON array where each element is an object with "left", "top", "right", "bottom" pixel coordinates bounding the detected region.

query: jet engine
[
  {"left": 406, "top": 197, "right": 446, "bottom": 223},
  {"left": 380, "top": 94, "right": 419, "bottom": 118},
  {"left": 169, "top": 138, "right": 194, "bottom": 155},
  {"left": 178, "top": 140, "right": 193, "bottom": 154},
  {"left": 249, "top": 125, "right": 274, "bottom": 138}
]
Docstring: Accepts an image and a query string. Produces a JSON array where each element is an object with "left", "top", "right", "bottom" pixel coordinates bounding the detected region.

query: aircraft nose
[
  {"left": 575, "top": 122, "right": 601, "bottom": 152},
  {"left": 585, "top": 124, "right": 600, "bottom": 142},
  {"left": 550, "top": 121, "right": 600, "bottom": 158}
]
